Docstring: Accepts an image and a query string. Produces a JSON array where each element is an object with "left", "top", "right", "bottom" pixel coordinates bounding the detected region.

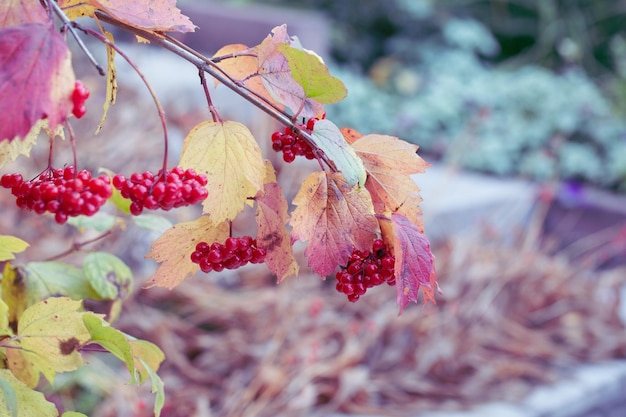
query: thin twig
[
  {"left": 199, "top": 69, "right": 221, "bottom": 123},
  {"left": 72, "top": 22, "right": 170, "bottom": 173},
  {"left": 65, "top": 120, "right": 79, "bottom": 172},
  {"left": 44, "top": 230, "right": 114, "bottom": 262},
  {"left": 47, "top": 0, "right": 106, "bottom": 76}
]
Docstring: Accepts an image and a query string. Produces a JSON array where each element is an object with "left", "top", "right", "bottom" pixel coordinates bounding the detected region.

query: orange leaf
[
  {"left": 255, "top": 25, "right": 324, "bottom": 119},
  {"left": 255, "top": 163, "right": 298, "bottom": 282},
  {"left": 351, "top": 134, "right": 430, "bottom": 231},
  {"left": 1, "top": 0, "right": 48, "bottom": 29},
  {"left": 290, "top": 171, "right": 379, "bottom": 276},
  {"left": 86, "top": 0, "right": 195, "bottom": 33},
  {"left": 145, "top": 216, "right": 230, "bottom": 289},
  {"left": 0, "top": 23, "right": 75, "bottom": 142},
  {"left": 340, "top": 127, "right": 364, "bottom": 145},
  {"left": 387, "top": 213, "right": 436, "bottom": 314},
  {"left": 212, "top": 44, "right": 280, "bottom": 108}
]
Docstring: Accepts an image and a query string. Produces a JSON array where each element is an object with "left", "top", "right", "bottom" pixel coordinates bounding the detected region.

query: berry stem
[
  {"left": 198, "top": 69, "right": 221, "bottom": 123},
  {"left": 44, "top": 230, "right": 114, "bottom": 262},
  {"left": 65, "top": 121, "right": 79, "bottom": 175},
  {"left": 73, "top": 22, "right": 170, "bottom": 174},
  {"left": 47, "top": 0, "right": 105, "bottom": 76},
  {"left": 47, "top": 135, "right": 54, "bottom": 171}
]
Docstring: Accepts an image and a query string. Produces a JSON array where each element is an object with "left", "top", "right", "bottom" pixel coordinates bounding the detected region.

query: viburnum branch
[
  {"left": 71, "top": 22, "right": 171, "bottom": 174},
  {"left": 44, "top": 230, "right": 114, "bottom": 262},
  {"left": 93, "top": 12, "right": 337, "bottom": 172},
  {"left": 47, "top": 0, "right": 106, "bottom": 76},
  {"left": 198, "top": 69, "right": 221, "bottom": 123}
]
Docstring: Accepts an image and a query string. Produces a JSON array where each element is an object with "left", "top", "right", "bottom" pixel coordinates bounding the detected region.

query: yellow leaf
[
  {"left": 129, "top": 339, "right": 165, "bottom": 384},
  {"left": 58, "top": 0, "right": 97, "bottom": 19},
  {"left": 255, "top": 162, "right": 298, "bottom": 282},
  {"left": 145, "top": 216, "right": 230, "bottom": 289},
  {"left": 6, "top": 349, "right": 39, "bottom": 388},
  {"left": 16, "top": 297, "right": 89, "bottom": 384},
  {"left": 0, "top": 236, "right": 28, "bottom": 262},
  {"left": 0, "top": 120, "right": 41, "bottom": 170},
  {"left": 0, "top": 369, "right": 57, "bottom": 417},
  {"left": 95, "top": 26, "right": 117, "bottom": 134},
  {"left": 290, "top": 171, "right": 379, "bottom": 276},
  {"left": 1, "top": 263, "right": 27, "bottom": 328},
  {"left": 179, "top": 121, "right": 265, "bottom": 223},
  {"left": 0, "top": 298, "right": 9, "bottom": 336},
  {"left": 351, "top": 134, "right": 430, "bottom": 231}
]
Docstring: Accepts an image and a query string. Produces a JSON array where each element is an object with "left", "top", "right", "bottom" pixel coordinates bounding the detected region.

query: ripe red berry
[
  {"left": 190, "top": 236, "right": 267, "bottom": 272},
  {"left": 71, "top": 80, "right": 90, "bottom": 119},
  {"left": 334, "top": 239, "right": 396, "bottom": 302}
]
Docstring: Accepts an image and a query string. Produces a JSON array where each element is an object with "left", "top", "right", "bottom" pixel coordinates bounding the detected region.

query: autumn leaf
[
  {"left": 386, "top": 213, "right": 437, "bottom": 314},
  {"left": 277, "top": 44, "right": 347, "bottom": 104},
  {"left": 255, "top": 162, "right": 298, "bottom": 282},
  {"left": 1, "top": 0, "right": 49, "bottom": 29},
  {"left": 16, "top": 297, "right": 90, "bottom": 384},
  {"left": 0, "top": 23, "right": 75, "bottom": 142},
  {"left": 256, "top": 25, "right": 325, "bottom": 118},
  {"left": 290, "top": 171, "right": 379, "bottom": 276},
  {"left": 351, "top": 134, "right": 430, "bottom": 231},
  {"left": 340, "top": 127, "right": 364, "bottom": 145},
  {"left": 179, "top": 120, "right": 265, "bottom": 223},
  {"left": 145, "top": 216, "right": 230, "bottom": 289},
  {"left": 95, "top": 26, "right": 117, "bottom": 134},
  {"left": 61, "top": 0, "right": 195, "bottom": 33},
  {"left": 212, "top": 44, "right": 279, "bottom": 107},
  {"left": 311, "top": 119, "right": 366, "bottom": 188}
]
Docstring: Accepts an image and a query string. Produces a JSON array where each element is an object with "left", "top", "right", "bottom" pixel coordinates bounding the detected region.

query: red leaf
[
  {"left": 0, "top": 23, "right": 75, "bottom": 142},
  {"left": 89, "top": 0, "right": 195, "bottom": 33},
  {"left": 290, "top": 171, "right": 379, "bottom": 276},
  {"left": 1, "top": 0, "right": 49, "bottom": 29},
  {"left": 389, "top": 213, "right": 437, "bottom": 314}
]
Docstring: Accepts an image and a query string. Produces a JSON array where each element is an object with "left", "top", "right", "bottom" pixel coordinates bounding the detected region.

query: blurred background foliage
[{"left": 224, "top": 0, "right": 626, "bottom": 193}]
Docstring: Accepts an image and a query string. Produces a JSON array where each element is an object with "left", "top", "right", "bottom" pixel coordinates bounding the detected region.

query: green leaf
[
  {"left": 82, "top": 252, "right": 133, "bottom": 300},
  {"left": 17, "top": 297, "right": 90, "bottom": 384},
  {"left": 311, "top": 119, "right": 367, "bottom": 187},
  {"left": 139, "top": 358, "right": 165, "bottom": 417},
  {"left": 0, "top": 369, "right": 57, "bottom": 417},
  {"left": 67, "top": 212, "right": 118, "bottom": 232},
  {"left": 0, "top": 298, "right": 11, "bottom": 337},
  {"left": 19, "top": 261, "right": 100, "bottom": 304},
  {"left": 62, "top": 412, "right": 89, "bottom": 417},
  {"left": 82, "top": 314, "right": 137, "bottom": 383},
  {"left": 0, "top": 236, "right": 29, "bottom": 262},
  {"left": 0, "top": 373, "right": 18, "bottom": 417},
  {"left": 278, "top": 44, "right": 347, "bottom": 104},
  {"left": 130, "top": 340, "right": 165, "bottom": 384},
  {"left": 133, "top": 213, "right": 173, "bottom": 233}
]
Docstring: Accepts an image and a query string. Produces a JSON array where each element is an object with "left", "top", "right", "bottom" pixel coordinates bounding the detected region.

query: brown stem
[
  {"left": 65, "top": 120, "right": 78, "bottom": 174},
  {"left": 199, "top": 69, "right": 221, "bottom": 123},
  {"left": 44, "top": 230, "right": 114, "bottom": 262}
]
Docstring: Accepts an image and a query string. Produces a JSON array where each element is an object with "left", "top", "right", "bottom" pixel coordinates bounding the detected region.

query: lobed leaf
[
  {"left": 1, "top": 0, "right": 49, "bottom": 29},
  {"left": 278, "top": 44, "right": 347, "bottom": 104},
  {"left": 17, "top": 297, "right": 90, "bottom": 384},
  {"left": 145, "top": 216, "right": 230, "bottom": 289},
  {"left": 386, "top": 213, "right": 437, "bottom": 314},
  {"left": 0, "top": 369, "right": 57, "bottom": 417},
  {"left": 179, "top": 120, "right": 265, "bottom": 223},
  {"left": 351, "top": 134, "right": 430, "bottom": 230},
  {"left": 0, "top": 236, "right": 29, "bottom": 262},
  {"left": 290, "top": 171, "right": 379, "bottom": 276},
  {"left": 0, "top": 23, "right": 75, "bottom": 142},
  {"left": 311, "top": 119, "right": 367, "bottom": 188},
  {"left": 256, "top": 25, "right": 325, "bottom": 118},
  {"left": 255, "top": 162, "right": 298, "bottom": 282}
]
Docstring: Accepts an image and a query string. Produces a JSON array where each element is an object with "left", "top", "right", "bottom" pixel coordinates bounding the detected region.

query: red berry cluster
[
  {"left": 72, "top": 80, "right": 90, "bottom": 119},
  {"left": 190, "top": 236, "right": 267, "bottom": 272},
  {"left": 0, "top": 166, "right": 112, "bottom": 224},
  {"left": 335, "top": 239, "right": 396, "bottom": 302},
  {"left": 112, "top": 167, "right": 208, "bottom": 216},
  {"left": 271, "top": 117, "right": 323, "bottom": 163}
]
